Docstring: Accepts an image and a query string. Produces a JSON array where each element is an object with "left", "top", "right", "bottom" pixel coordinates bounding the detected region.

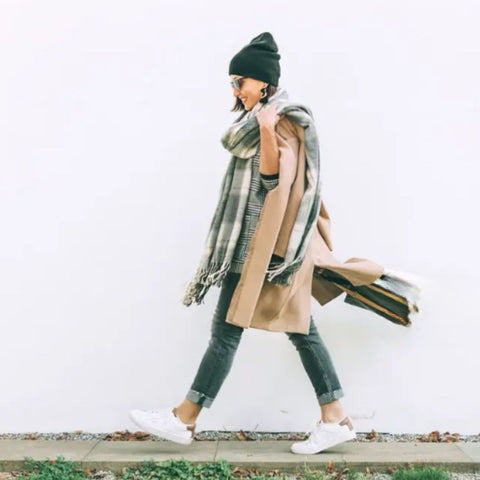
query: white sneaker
[
  {"left": 128, "top": 407, "right": 196, "bottom": 445},
  {"left": 290, "top": 415, "right": 356, "bottom": 454}
]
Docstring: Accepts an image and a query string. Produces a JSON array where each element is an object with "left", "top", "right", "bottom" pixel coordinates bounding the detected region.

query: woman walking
[{"left": 129, "top": 31, "right": 362, "bottom": 454}]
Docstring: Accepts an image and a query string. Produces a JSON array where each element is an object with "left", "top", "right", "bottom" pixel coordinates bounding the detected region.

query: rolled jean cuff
[
  {"left": 186, "top": 388, "right": 214, "bottom": 408},
  {"left": 317, "top": 388, "right": 344, "bottom": 405}
]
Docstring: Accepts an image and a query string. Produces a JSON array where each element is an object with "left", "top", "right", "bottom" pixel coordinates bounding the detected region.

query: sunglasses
[{"left": 230, "top": 76, "right": 246, "bottom": 90}]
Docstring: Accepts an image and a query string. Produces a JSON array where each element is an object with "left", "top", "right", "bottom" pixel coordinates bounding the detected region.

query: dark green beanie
[{"left": 228, "top": 32, "right": 281, "bottom": 86}]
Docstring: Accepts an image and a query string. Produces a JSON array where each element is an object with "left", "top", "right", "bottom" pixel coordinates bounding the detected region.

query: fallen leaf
[{"left": 236, "top": 430, "right": 248, "bottom": 441}]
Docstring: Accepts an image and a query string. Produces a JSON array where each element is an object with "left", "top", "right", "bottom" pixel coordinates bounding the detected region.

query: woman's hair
[{"left": 230, "top": 84, "right": 278, "bottom": 112}]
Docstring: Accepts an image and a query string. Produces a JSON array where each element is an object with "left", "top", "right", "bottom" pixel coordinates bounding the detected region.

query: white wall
[{"left": 1, "top": 0, "right": 479, "bottom": 435}]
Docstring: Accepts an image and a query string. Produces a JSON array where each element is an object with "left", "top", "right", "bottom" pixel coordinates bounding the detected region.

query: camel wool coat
[{"left": 225, "top": 117, "right": 385, "bottom": 335}]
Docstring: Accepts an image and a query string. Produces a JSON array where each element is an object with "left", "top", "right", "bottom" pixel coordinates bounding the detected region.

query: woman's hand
[{"left": 256, "top": 104, "right": 284, "bottom": 130}]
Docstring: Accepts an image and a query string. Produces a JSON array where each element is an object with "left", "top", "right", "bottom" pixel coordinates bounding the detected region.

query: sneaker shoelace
[
  {"left": 142, "top": 409, "right": 174, "bottom": 425},
  {"left": 309, "top": 420, "right": 343, "bottom": 442},
  {"left": 144, "top": 408, "right": 170, "bottom": 414},
  {"left": 299, "top": 420, "right": 322, "bottom": 443},
  {"left": 144, "top": 408, "right": 194, "bottom": 430}
]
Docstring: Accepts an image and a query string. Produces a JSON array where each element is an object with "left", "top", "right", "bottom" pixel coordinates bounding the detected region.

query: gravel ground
[{"left": 0, "top": 429, "right": 478, "bottom": 442}]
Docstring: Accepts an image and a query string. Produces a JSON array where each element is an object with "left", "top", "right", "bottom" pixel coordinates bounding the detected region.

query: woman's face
[{"left": 230, "top": 74, "right": 267, "bottom": 111}]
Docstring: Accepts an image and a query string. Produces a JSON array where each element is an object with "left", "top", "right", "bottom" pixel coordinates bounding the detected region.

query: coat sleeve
[
  {"left": 260, "top": 117, "right": 299, "bottom": 190},
  {"left": 268, "top": 117, "right": 302, "bottom": 259},
  {"left": 258, "top": 122, "right": 280, "bottom": 190},
  {"left": 260, "top": 117, "right": 300, "bottom": 191},
  {"left": 275, "top": 117, "right": 301, "bottom": 188}
]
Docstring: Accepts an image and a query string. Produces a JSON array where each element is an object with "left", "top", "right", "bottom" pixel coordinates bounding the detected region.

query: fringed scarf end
[
  {"left": 182, "top": 260, "right": 232, "bottom": 306},
  {"left": 266, "top": 257, "right": 303, "bottom": 286}
]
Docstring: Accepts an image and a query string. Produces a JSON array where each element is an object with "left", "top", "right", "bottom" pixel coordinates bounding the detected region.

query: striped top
[{"left": 228, "top": 149, "right": 282, "bottom": 274}]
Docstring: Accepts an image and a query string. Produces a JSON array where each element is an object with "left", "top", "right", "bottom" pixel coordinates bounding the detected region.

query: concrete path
[{"left": 0, "top": 440, "right": 479, "bottom": 475}]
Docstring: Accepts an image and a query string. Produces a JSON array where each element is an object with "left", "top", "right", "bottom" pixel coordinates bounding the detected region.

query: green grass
[
  {"left": 14, "top": 455, "right": 453, "bottom": 480},
  {"left": 121, "top": 458, "right": 233, "bottom": 479},
  {"left": 392, "top": 465, "right": 451, "bottom": 480},
  {"left": 16, "top": 455, "right": 86, "bottom": 479}
]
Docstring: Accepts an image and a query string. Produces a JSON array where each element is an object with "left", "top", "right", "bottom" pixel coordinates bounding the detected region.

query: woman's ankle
[
  {"left": 320, "top": 400, "right": 345, "bottom": 423},
  {"left": 322, "top": 413, "right": 346, "bottom": 423},
  {"left": 173, "top": 406, "right": 199, "bottom": 425}
]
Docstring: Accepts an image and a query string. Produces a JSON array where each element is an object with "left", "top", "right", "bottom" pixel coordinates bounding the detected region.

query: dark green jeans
[{"left": 186, "top": 271, "right": 344, "bottom": 408}]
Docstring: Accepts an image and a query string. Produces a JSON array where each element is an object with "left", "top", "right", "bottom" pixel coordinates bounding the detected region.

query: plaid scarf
[{"left": 182, "top": 87, "right": 322, "bottom": 306}]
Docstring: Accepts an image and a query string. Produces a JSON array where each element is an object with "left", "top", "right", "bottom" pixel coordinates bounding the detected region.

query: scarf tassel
[
  {"left": 266, "top": 257, "right": 304, "bottom": 286},
  {"left": 182, "top": 260, "right": 232, "bottom": 306}
]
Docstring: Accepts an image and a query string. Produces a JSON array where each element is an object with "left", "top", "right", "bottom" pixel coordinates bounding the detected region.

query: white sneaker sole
[
  {"left": 128, "top": 410, "right": 194, "bottom": 445},
  {"left": 291, "top": 428, "right": 357, "bottom": 454}
]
